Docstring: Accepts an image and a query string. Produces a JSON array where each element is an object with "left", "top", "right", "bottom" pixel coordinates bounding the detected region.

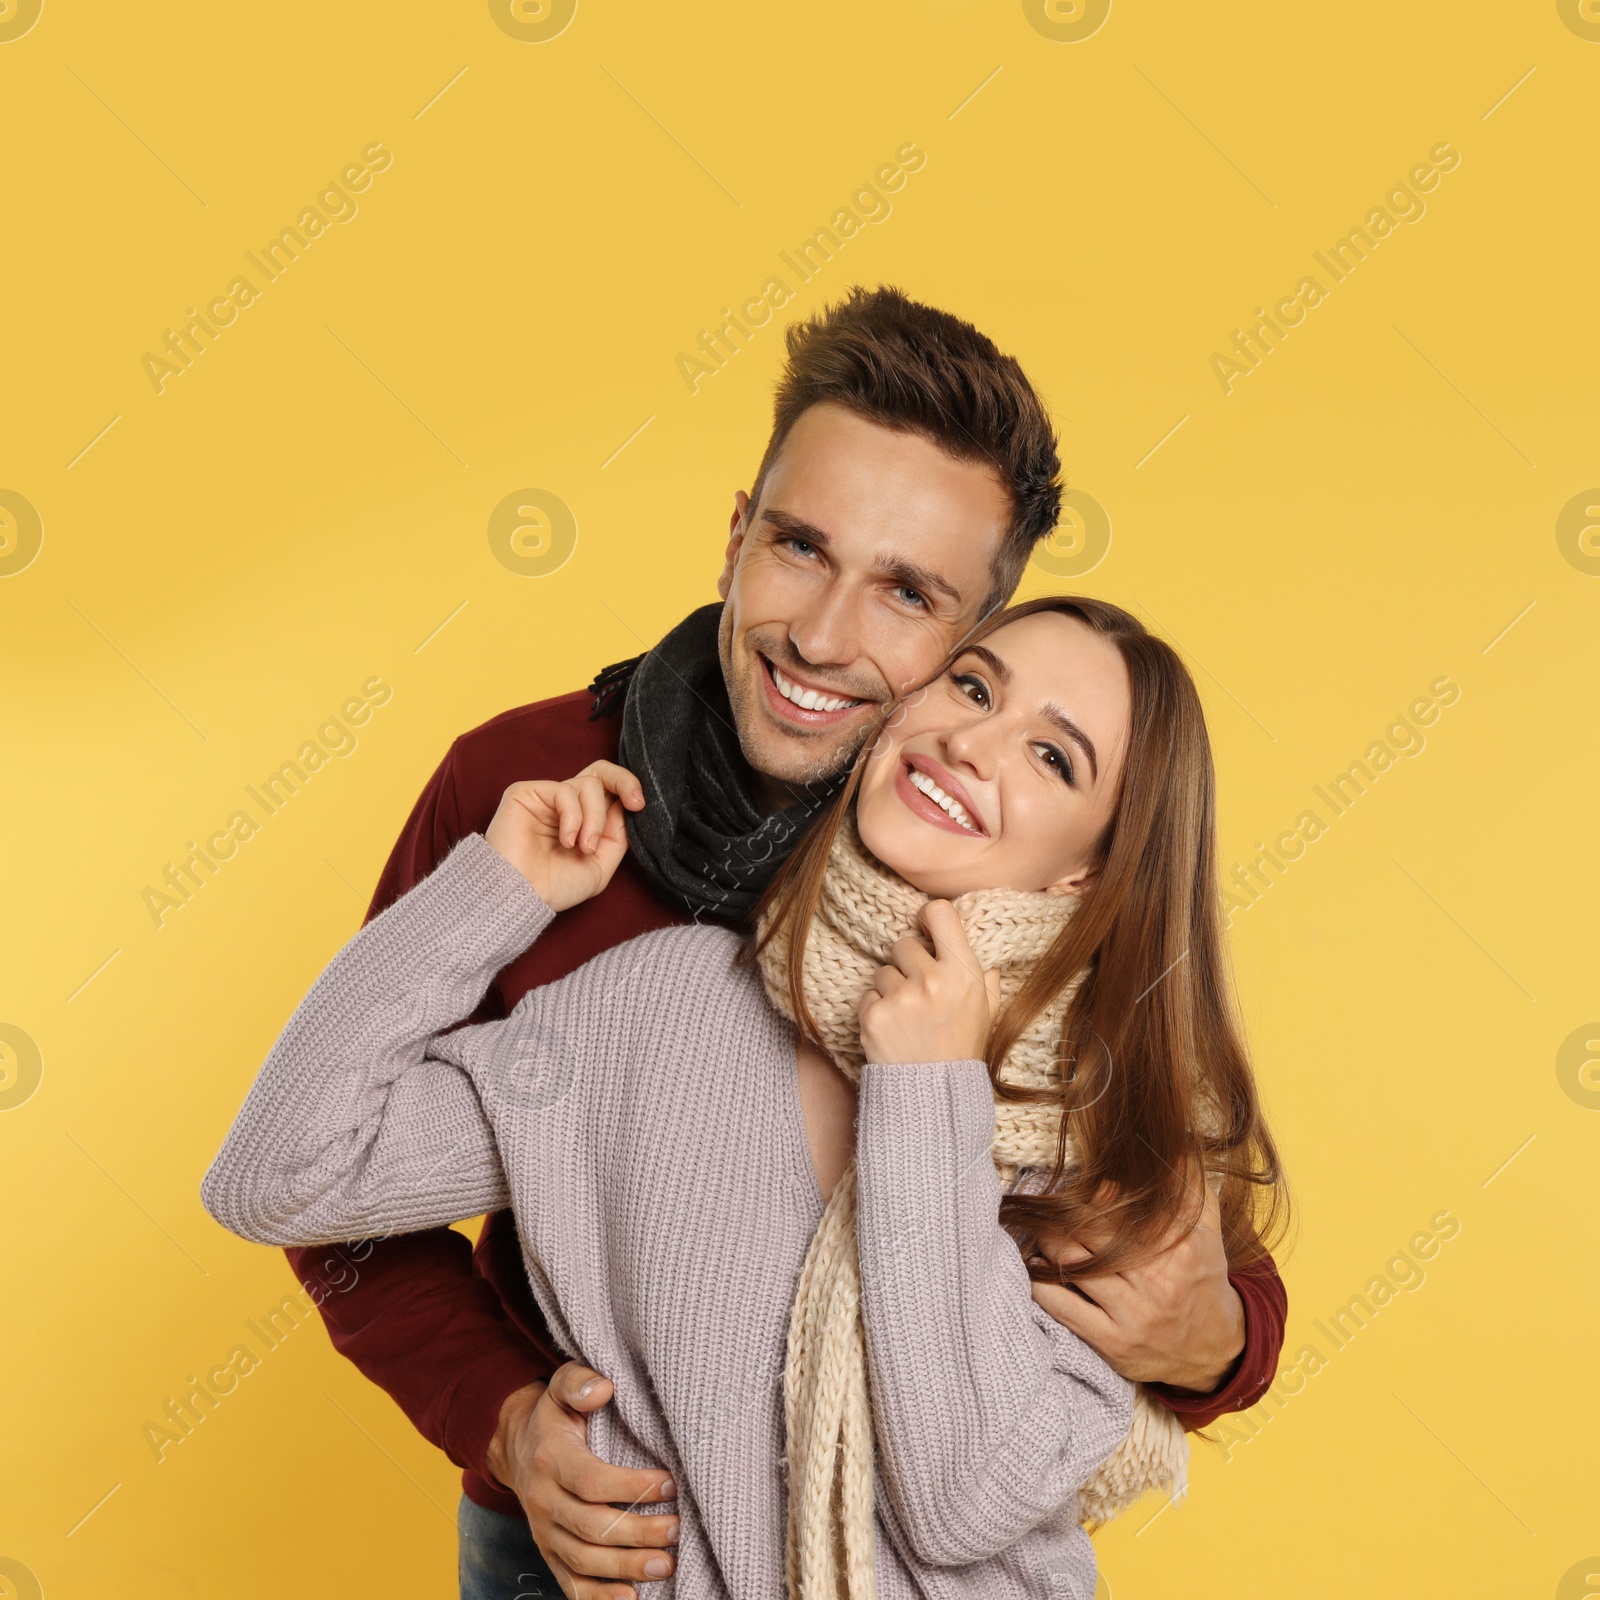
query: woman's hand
[
  {"left": 485, "top": 761, "right": 645, "bottom": 913},
  {"left": 858, "top": 899, "right": 1000, "bottom": 1064}
]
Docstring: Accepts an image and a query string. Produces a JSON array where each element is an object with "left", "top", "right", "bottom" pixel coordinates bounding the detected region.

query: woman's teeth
[
  {"left": 770, "top": 662, "right": 860, "bottom": 714},
  {"left": 908, "top": 769, "right": 980, "bottom": 833}
]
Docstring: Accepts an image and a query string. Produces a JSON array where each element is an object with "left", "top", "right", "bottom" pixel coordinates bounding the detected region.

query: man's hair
[{"left": 748, "top": 285, "right": 1061, "bottom": 615}]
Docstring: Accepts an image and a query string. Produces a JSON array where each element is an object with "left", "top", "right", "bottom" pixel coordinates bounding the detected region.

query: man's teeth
[
  {"left": 770, "top": 663, "right": 860, "bottom": 714},
  {"left": 908, "top": 769, "right": 980, "bottom": 833}
]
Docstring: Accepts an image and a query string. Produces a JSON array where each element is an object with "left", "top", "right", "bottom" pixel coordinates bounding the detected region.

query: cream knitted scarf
[{"left": 755, "top": 818, "right": 1188, "bottom": 1598}]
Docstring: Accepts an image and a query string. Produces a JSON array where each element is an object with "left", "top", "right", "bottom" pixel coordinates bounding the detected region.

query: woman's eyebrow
[
  {"left": 962, "top": 644, "right": 1011, "bottom": 683},
  {"left": 1040, "top": 701, "right": 1099, "bottom": 782}
]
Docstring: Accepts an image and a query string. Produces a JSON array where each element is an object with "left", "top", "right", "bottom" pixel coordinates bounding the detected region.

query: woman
[{"left": 203, "top": 597, "right": 1285, "bottom": 1599}]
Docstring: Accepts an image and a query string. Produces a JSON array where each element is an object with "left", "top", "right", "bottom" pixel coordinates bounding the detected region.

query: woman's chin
[
  {"left": 858, "top": 822, "right": 1052, "bottom": 900},
  {"left": 857, "top": 818, "right": 966, "bottom": 897},
  {"left": 888, "top": 862, "right": 967, "bottom": 898}
]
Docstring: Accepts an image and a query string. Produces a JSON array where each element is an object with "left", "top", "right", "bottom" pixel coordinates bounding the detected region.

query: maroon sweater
[{"left": 286, "top": 687, "right": 1287, "bottom": 1519}]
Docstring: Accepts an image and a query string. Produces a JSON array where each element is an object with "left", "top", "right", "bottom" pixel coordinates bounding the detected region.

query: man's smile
[{"left": 757, "top": 653, "right": 870, "bottom": 729}]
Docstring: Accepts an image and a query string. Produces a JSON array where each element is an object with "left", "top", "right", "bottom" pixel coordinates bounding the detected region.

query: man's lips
[
  {"left": 895, "top": 752, "right": 988, "bottom": 838},
  {"left": 757, "top": 654, "right": 869, "bottom": 728}
]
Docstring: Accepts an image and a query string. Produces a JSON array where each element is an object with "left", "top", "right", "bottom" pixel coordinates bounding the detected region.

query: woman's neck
[{"left": 794, "top": 1037, "right": 858, "bottom": 1203}]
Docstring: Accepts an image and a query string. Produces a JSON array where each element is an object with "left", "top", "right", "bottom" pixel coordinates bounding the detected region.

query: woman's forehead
[{"left": 967, "top": 610, "right": 1116, "bottom": 679}]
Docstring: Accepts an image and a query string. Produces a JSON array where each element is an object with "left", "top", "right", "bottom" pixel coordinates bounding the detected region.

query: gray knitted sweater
[{"left": 202, "top": 834, "right": 1133, "bottom": 1598}]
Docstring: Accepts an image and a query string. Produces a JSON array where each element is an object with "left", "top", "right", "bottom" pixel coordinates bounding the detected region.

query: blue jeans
[{"left": 458, "top": 1494, "right": 562, "bottom": 1600}]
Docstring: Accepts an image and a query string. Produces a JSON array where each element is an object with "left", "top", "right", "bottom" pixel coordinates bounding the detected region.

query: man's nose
[{"left": 787, "top": 579, "right": 861, "bottom": 669}]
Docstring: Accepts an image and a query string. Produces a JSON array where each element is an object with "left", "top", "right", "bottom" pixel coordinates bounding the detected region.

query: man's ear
[{"left": 717, "top": 489, "right": 751, "bottom": 601}]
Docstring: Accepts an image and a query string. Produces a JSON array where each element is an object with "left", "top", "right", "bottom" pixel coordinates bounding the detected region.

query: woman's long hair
[{"left": 752, "top": 595, "right": 1288, "bottom": 1279}]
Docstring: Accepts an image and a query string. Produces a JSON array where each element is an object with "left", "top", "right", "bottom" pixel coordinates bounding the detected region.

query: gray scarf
[{"left": 610, "top": 603, "right": 842, "bottom": 925}]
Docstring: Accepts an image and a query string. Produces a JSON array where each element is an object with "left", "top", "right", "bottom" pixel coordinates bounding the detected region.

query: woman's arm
[
  {"left": 282, "top": 736, "right": 560, "bottom": 1490},
  {"left": 201, "top": 833, "right": 555, "bottom": 1246},
  {"left": 854, "top": 900, "right": 1134, "bottom": 1562},
  {"left": 204, "top": 764, "right": 642, "bottom": 1247},
  {"left": 855, "top": 1058, "right": 1134, "bottom": 1566}
]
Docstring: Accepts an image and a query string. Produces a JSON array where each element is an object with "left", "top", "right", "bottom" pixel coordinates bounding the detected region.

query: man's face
[{"left": 717, "top": 401, "right": 1011, "bottom": 795}]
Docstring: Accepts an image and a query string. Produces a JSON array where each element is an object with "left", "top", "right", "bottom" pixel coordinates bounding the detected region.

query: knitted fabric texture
[{"left": 756, "top": 819, "right": 1188, "bottom": 1596}]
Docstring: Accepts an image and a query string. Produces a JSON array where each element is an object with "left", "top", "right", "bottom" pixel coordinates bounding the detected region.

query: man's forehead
[{"left": 770, "top": 406, "right": 1000, "bottom": 491}]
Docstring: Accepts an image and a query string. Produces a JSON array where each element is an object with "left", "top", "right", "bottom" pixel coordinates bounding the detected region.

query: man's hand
[
  {"left": 1027, "top": 1166, "right": 1246, "bottom": 1393},
  {"left": 486, "top": 1366, "right": 678, "bottom": 1600}
]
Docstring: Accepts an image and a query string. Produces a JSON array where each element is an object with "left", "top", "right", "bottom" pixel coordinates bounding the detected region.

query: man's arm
[
  {"left": 288, "top": 1227, "right": 554, "bottom": 1477},
  {"left": 1146, "top": 1253, "right": 1286, "bottom": 1430},
  {"left": 1028, "top": 1174, "right": 1288, "bottom": 1431}
]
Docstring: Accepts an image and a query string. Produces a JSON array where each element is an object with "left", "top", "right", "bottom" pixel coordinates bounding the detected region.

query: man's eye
[
  {"left": 952, "top": 672, "right": 990, "bottom": 709},
  {"left": 784, "top": 537, "right": 817, "bottom": 559},
  {"left": 895, "top": 585, "right": 928, "bottom": 609},
  {"left": 1033, "top": 742, "right": 1074, "bottom": 784}
]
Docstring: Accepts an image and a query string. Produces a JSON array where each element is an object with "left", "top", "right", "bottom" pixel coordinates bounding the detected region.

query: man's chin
[{"left": 737, "top": 718, "right": 868, "bottom": 794}]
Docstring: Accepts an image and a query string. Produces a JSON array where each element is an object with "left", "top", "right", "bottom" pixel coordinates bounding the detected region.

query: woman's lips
[
  {"left": 757, "top": 654, "right": 867, "bottom": 727},
  {"left": 894, "top": 754, "right": 988, "bottom": 838}
]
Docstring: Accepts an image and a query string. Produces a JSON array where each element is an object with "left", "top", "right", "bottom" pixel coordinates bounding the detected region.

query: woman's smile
[{"left": 894, "top": 751, "right": 989, "bottom": 837}]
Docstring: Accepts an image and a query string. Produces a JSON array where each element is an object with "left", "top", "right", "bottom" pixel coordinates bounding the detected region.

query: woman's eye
[
  {"left": 1034, "top": 742, "right": 1074, "bottom": 784},
  {"left": 952, "top": 672, "right": 990, "bottom": 709}
]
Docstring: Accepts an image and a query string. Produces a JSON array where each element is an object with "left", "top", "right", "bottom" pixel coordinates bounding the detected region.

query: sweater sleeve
[
  {"left": 202, "top": 835, "right": 554, "bottom": 1248},
  {"left": 282, "top": 735, "right": 555, "bottom": 1497},
  {"left": 855, "top": 1060, "right": 1135, "bottom": 1566}
]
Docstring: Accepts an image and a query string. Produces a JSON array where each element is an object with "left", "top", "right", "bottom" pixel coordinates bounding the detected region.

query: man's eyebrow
[
  {"left": 760, "top": 507, "right": 832, "bottom": 547},
  {"left": 761, "top": 506, "right": 965, "bottom": 609},
  {"left": 872, "top": 553, "right": 963, "bottom": 608}
]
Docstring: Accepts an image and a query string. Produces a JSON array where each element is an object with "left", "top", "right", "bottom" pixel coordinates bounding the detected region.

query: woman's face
[{"left": 855, "top": 611, "right": 1133, "bottom": 899}]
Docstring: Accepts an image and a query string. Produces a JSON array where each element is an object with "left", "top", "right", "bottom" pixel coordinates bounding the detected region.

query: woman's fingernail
[
  {"left": 664, "top": 1518, "right": 680, "bottom": 1541},
  {"left": 577, "top": 1378, "right": 599, "bottom": 1399},
  {"left": 659, "top": 1478, "right": 676, "bottom": 1498},
  {"left": 644, "top": 1557, "right": 671, "bottom": 1578}
]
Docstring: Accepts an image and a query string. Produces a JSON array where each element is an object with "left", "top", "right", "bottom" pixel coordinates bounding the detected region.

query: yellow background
[{"left": 3, "top": 1, "right": 1596, "bottom": 1595}]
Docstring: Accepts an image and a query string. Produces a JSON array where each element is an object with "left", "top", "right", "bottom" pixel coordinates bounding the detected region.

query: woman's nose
[{"left": 943, "top": 720, "right": 996, "bottom": 780}]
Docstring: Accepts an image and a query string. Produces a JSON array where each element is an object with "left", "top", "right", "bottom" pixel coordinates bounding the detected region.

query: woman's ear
[{"left": 1046, "top": 860, "right": 1099, "bottom": 898}]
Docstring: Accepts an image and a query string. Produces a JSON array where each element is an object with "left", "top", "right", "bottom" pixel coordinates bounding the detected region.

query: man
[{"left": 287, "top": 287, "right": 1287, "bottom": 1600}]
